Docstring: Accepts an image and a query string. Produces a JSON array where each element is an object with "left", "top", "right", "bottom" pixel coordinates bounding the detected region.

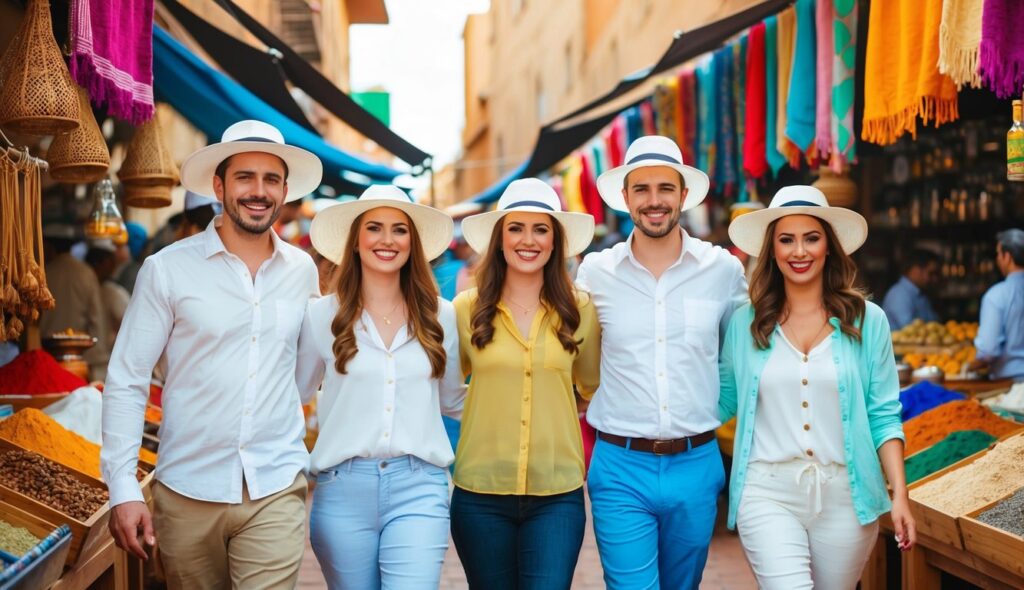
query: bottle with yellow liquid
[
  {"left": 1010, "top": 99, "right": 1024, "bottom": 182},
  {"left": 84, "top": 179, "right": 127, "bottom": 240}
]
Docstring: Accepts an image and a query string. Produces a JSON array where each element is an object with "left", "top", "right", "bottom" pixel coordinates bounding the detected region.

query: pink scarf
[
  {"left": 978, "top": 0, "right": 1024, "bottom": 98},
  {"left": 69, "top": 0, "right": 155, "bottom": 124}
]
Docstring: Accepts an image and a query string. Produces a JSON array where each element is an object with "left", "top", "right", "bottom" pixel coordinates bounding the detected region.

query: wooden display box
[
  {"left": 907, "top": 448, "right": 989, "bottom": 550},
  {"left": 959, "top": 490, "right": 1024, "bottom": 578},
  {"left": 0, "top": 500, "right": 72, "bottom": 590},
  {"left": 0, "top": 439, "right": 110, "bottom": 567},
  {"left": 0, "top": 393, "right": 68, "bottom": 412}
]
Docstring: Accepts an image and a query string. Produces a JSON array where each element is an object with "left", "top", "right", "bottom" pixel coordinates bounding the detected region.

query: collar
[
  {"left": 897, "top": 275, "right": 922, "bottom": 295},
  {"left": 203, "top": 214, "right": 285, "bottom": 261},
  {"left": 617, "top": 227, "right": 704, "bottom": 269}
]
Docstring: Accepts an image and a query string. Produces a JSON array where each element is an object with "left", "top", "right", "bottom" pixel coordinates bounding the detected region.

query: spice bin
[
  {"left": 906, "top": 449, "right": 987, "bottom": 549},
  {"left": 959, "top": 488, "right": 1024, "bottom": 577}
]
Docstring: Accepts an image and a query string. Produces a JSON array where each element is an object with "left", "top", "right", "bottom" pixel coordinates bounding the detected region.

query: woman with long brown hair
[
  {"left": 719, "top": 186, "right": 915, "bottom": 589},
  {"left": 295, "top": 185, "right": 465, "bottom": 589},
  {"left": 450, "top": 178, "right": 599, "bottom": 589}
]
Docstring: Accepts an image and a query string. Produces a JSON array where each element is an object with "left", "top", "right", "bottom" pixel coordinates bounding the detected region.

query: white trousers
[{"left": 737, "top": 460, "right": 879, "bottom": 590}]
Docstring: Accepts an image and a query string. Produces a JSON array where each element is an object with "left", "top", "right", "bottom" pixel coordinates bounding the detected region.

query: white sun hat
[
  {"left": 180, "top": 120, "right": 323, "bottom": 203},
  {"left": 728, "top": 185, "right": 868, "bottom": 257},
  {"left": 460, "top": 178, "right": 595, "bottom": 257},
  {"left": 309, "top": 184, "right": 454, "bottom": 263},
  {"left": 596, "top": 135, "right": 710, "bottom": 213}
]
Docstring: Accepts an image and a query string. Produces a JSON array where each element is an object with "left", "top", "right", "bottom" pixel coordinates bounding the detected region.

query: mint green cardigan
[{"left": 718, "top": 301, "right": 904, "bottom": 529}]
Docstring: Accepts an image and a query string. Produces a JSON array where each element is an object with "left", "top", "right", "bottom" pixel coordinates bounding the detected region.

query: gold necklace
[
  {"left": 368, "top": 299, "right": 403, "bottom": 325},
  {"left": 504, "top": 295, "right": 539, "bottom": 315},
  {"left": 782, "top": 311, "right": 830, "bottom": 357}
]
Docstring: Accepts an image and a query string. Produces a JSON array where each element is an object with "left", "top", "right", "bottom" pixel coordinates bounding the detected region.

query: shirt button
[
  {"left": 385, "top": 405, "right": 392, "bottom": 412},
  {"left": 662, "top": 405, "right": 668, "bottom": 411},
  {"left": 525, "top": 370, "right": 532, "bottom": 377},
  {"left": 240, "top": 444, "right": 246, "bottom": 451},
  {"left": 802, "top": 401, "right": 809, "bottom": 408},
  {"left": 380, "top": 461, "right": 388, "bottom": 468},
  {"left": 254, "top": 301, "right": 259, "bottom": 307},
  {"left": 521, "top": 420, "right": 527, "bottom": 426},
  {"left": 657, "top": 300, "right": 663, "bottom": 305},
  {"left": 251, "top": 336, "right": 257, "bottom": 342},
  {"left": 384, "top": 432, "right": 390, "bottom": 438},
  {"left": 657, "top": 337, "right": 664, "bottom": 343},
  {"left": 806, "top": 449, "right": 814, "bottom": 457},
  {"left": 804, "top": 424, "right": 811, "bottom": 431},
  {"left": 658, "top": 372, "right": 664, "bottom": 378},
  {"left": 249, "top": 373, "right": 255, "bottom": 379},
  {"left": 802, "top": 355, "right": 808, "bottom": 363},
  {"left": 387, "top": 379, "right": 394, "bottom": 385},
  {"left": 524, "top": 396, "right": 530, "bottom": 402},
  {"left": 387, "top": 353, "right": 393, "bottom": 359},
  {"left": 801, "top": 378, "right": 808, "bottom": 386}
]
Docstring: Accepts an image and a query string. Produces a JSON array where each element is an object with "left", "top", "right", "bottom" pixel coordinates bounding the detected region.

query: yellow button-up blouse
[{"left": 452, "top": 288, "right": 601, "bottom": 496}]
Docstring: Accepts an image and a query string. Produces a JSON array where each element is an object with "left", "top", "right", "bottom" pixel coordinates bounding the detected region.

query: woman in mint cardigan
[{"left": 719, "top": 186, "right": 915, "bottom": 589}]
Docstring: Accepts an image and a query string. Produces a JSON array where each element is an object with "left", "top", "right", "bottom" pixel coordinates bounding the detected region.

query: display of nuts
[{"left": 0, "top": 450, "right": 107, "bottom": 521}]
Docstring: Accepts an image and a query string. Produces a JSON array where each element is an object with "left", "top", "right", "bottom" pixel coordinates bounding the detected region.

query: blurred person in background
[
  {"left": 972, "top": 229, "right": 1024, "bottom": 382},
  {"left": 882, "top": 249, "right": 941, "bottom": 330},
  {"left": 86, "top": 240, "right": 131, "bottom": 345}
]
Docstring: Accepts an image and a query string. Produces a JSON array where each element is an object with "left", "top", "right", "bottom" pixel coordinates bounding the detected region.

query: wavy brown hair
[
  {"left": 749, "top": 216, "right": 865, "bottom": 349},
  {"left": 330, "top": 209, "right": 446, "bottom": 378},
  {"left": 470, "top": 215, "right": 582, "bottom": 353}
]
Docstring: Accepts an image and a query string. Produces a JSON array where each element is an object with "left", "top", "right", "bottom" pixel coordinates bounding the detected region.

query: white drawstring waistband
[{"left": 795, "top": 462, "right": 828, "bottom": 516}]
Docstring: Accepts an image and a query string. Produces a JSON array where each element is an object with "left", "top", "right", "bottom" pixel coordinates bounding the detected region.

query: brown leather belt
[{"left": 597, "top": 430, "right": 716, "bottom": 456}]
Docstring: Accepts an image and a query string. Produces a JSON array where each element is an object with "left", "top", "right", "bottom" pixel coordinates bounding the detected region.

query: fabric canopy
[
  {"left": 211, "top": 0, "right": 432, "bottom": 170},
  {"left": 152, "top": 25, "right": 399, "bottom": 195},
  {"left": 160, "top": 0, "right": 318, "bottom": 133},
  {"left": 472, "top": 0, "right": 793, "bottom": 203}
]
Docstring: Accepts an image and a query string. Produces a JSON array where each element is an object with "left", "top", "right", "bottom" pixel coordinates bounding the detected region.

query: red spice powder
[{"left": 0, "top": 351, "right": 87, "bottom": 395}]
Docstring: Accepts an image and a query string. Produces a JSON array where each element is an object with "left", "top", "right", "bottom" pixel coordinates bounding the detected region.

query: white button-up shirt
[
  {"left": 296, "top": 296, "right": 465, "bottom": 473},
  {"left": 101, "top": 218, "right": 319, "bottom": 506},
  {"left": 577, "top": 230, "right": 748, "bottom": 439}
]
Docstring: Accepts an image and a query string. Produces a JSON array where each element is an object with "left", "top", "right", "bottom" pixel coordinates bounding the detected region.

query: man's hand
[{"left": 109, "top": 501, "right": 155, "bottom": 560}]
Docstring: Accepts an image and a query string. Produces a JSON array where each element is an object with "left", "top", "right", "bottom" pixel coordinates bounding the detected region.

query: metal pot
[{"left": 912, "top": 366, "right": 945, "bottom": 384}]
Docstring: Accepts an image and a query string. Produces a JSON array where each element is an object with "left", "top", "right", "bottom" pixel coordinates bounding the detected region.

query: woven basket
[
  {"left": 0, "top": 0, "right": 80, "bottom": 136},
  {"left": 118, "top": 115, "right": 179, "bottom": 189},
  {"left": 47, "top": 87, "right": 110, "bottom": 184},
  {"left": 124, "top": 183, "right": 172, "bottom": 209}
]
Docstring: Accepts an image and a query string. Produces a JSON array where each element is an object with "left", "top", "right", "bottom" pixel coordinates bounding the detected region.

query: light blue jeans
[{"left": 310, "top": 455, "right": 451, "bottom": 589}]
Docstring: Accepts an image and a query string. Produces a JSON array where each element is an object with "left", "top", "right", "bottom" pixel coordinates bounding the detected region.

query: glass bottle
[
  {"left": 84, "top": 179, "right": 127, "bottom": 241},
  {"left": 1009, "top": 99, "right": 1024, "bottom": 181}
]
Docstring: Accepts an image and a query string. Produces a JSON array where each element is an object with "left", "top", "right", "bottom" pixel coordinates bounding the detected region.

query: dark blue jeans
[{"left": 450, "top": 486, "right": 586, "bottom": 590}]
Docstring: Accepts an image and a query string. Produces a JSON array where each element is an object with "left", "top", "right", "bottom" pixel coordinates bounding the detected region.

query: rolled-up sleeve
[
  {"left": 974, "top": 287, "right": 1005, "bottom": 362},
  {"left": 101, "top": 259, "right": 172, "bottom": 506},
  {"left": 865, "top": 307, "right": 904, "bottom": 449}
]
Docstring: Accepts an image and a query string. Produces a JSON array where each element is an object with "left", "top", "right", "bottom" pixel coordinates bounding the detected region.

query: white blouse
[
  {"left": 295, "top": 295, "right": 466, "bottom": 473},
  {"left": 750, "top": 326, "right": 845, "bottom": 465}
]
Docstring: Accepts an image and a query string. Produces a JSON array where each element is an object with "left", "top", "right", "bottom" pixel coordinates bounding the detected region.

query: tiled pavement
[{"left": 298, "top": 490, "right": 755, "bottom": 589}]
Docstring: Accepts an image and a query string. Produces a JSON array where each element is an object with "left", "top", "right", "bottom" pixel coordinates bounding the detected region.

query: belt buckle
[{"left": 651, "top": 439, "right": 673, "bottom": 455}]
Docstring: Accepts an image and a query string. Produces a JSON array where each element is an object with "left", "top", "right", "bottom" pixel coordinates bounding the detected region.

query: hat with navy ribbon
[
  {"left": 728, "top": 185, "right": 868, "bottom": 257},
  {"left": 180, "top": 120, "right": 323, "bottom": 203},
  {"left": 310, "top": 184, "right": 454, "bottom": 263},
  {"left": 460, "top": 178, "right": 595, "bottom": 257},
  {"left": 596, "top": 135, "right": 710, "bottom": 213}
]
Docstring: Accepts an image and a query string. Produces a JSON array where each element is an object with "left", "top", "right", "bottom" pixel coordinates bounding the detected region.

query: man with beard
[
  {"left": 576, "top": 136, "right": 748, "bottom": 589},
  {"left": 102, "top": 120, "right": 322, "bottom": 589}
]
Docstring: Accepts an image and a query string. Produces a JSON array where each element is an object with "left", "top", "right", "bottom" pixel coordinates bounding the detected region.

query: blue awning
[{"left": 152, "top": 26, "right": 399, "bottom": 193}]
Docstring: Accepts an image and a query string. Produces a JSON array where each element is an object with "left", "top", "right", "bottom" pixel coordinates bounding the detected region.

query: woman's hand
[{"left": 890, "top": 493, "right": 916, "bottom": 551}]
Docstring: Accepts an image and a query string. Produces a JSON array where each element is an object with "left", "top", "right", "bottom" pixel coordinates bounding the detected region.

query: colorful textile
[
  {"left": 715, "top": 47, "right": 738, "bottom": 192},
  {"left": 764, "top": 16, "right": 787, "bottom": 175},
  {"left": 605, "top": 116, "right": 626, "bottom": 168},
  {"left": 832, "top": 0, "right": 858, "bottom": 168},
  {"left": 561, "top": 156, "right": 587, "bottom": 214},
  {"left": 580, "top": 150, "right": 604, "bottom": 224},
  {"left": 815, "top": 0, "right": 834, "bottom": 159},
  {"left": 786, "top": 0, "right": 817, "bottom": 152},
  {"left": 862, "top": 0, "right": 959, "bottom": 146},
  {"left": 640, "top": 99, "right": 657, "bottom": 136},
  {"left": 938, "top": 0, "right": 984, "bottom": 89},
  {"left": 776, "top": 7, "right": 802, "bottom": 167},
  {"left": 733, "top": 35, "right": 749, "bottom": 201},
  {"left": 696, "top": 55, "right": 718, "bottom": 179},
  {"left": 744, "top": 23, "right": 769, "bottom": 180},
  {"left": 69, "top": 0, "right": 156, "bottom": 124},
  {"left": 678, "top": 70, "right": 699, "bottom": 166},
  {"left": 654, "top": 79, "right": 679, "bottom": 141},
  {"left": 978, "top": 0, "right": 1024, "bottom": 98},
  {"left": 624, "top": 106, "right": 644, "bottom": 145}
]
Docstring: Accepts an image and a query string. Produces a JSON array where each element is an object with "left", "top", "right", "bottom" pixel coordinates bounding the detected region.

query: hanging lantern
[
  {"left": 84, "top": 179, "right": 127, "bottom": 240},
  {"left": 47, "top": 86, "right": 110, "bottom": 184},
  {"left": 124, "top": 183, "right": 173, "bottom": 210},
  {"left": 812, "top": 166, "right": 859, "bottom": 208},
  {"left": 118, "top": 113, "right": 179, "bottom": 209},
  {"left": 0, "top": 0, "right": 80, "bottom": 136}
]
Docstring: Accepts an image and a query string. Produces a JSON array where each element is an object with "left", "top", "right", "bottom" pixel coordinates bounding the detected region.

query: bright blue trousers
[{"left": 587, "top": 436, "right": 726, "bottom": 590}]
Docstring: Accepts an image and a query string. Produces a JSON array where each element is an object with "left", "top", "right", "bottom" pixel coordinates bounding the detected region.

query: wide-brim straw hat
[
  {"left": 180, "top": 120, "right": 322, "bottom": 203},
  {"left": 309, "top": 184, "right": 453, "bottom": 263},
  {"left": 461, "top": 178, "right": 595, "bottom": 257},
  {"left": 596, "top": 135, "right": 710, "bottom": 213},
  {"left": 728, "top": 185, "right": 868, "bottom": 257}
]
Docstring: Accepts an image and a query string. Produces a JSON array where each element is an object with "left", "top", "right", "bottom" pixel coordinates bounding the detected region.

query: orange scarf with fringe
[{"left": 862, "top": 0, "right": 959, "bottom": 145}]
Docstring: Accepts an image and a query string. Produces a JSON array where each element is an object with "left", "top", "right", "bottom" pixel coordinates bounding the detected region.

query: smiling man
[
  {"left": 101, "top": 120, "right": 323, "bottom": 589},
  {"left": 577, "top": 136, "right": 748, "bottom": 589}
]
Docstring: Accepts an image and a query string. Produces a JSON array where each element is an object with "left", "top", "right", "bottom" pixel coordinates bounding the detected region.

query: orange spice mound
[
  {"left": 902, "top": 399, "right": 1024, "bottom": 456},
  {"left": 0, "top": 408, "right": 101, "bottom": 478}
]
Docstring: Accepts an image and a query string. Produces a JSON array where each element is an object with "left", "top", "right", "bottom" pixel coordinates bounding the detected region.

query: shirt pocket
[
  {"left": 275, "top": 300, "right": 304, "bottom": 343},
  {"left": 683, "top": 299, "right": 723, "bottom": 356}
]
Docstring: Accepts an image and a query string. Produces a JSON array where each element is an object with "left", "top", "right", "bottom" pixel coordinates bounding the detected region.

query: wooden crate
[
  {"left": 907, "top": 448, "right": 989, "bottom": 550},
  {"left": 960, "top": 491, "right": 1024, "bottom": 578},
  {"left": 0, "top": 439, "right": 110, "bottom": 567},
  {"left": 0, "top": 393, "right": 69, "bottom": 412}
]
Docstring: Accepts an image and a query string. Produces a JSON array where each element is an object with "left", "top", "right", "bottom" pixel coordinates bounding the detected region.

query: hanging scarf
[
  {"left": 654, "top": 79, "right": 679, "bottom": 141},
  {"left": 815, "top": 0, "right": 834, "bottom": 159},
  {"left": 744, "top": 22, "right": 769, "bottom": 180},
  {"left": 69, "top": 0, "right": 155, "bottom": 124},
  {"left": 733, "top": 35, "right": 749, "bottom": 201},
  {"left": 580, "top": 149, "right": 604, "bottom": 224},
  {"left": 640, "top": 99, "right": 657, "bottom": 136},
  {"left": 716, "top": 47, "right": 738, "bottom": 192},
  {"left": 862, "top": 0, "right": 959, "bottom": 146},
  {"left": 786, "top": 0, "right": 817, "bottom": 152},
  {"left": 937, "top": 0, "right": 984, "bottom": 89},
  {"left": 776, "top": 7, "right": 802, "bottom": 167},
  {"left": 606, "top": 116, "right": 626, "bottom": 168},
  {"left": 832, "top": 0, "right": 858, "bottom": 168},
  {"left": 625, "top": 106, "right": 644, "bottom": 144},
  {"left": 561, "top": 156, "right": 586, "bottom": 214},
  {"left": 696, "top": 55, "right": 718, "bottom": 181},
  {"left": 978, "top": 0, "right": 1024, "bottom": 98},
  {"left": 764, "top": 16, "right": 787, "bottom": 175},
  {"left": 678, "top": 70, "right": 699, "bottom": 166}
]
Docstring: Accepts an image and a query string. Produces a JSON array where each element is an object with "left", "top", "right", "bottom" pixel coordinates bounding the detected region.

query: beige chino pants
[{"left": 152, "top": 473, "right": 307, "bottom": 590}]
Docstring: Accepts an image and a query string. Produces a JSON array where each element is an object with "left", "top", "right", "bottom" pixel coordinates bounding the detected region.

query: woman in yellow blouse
[{"left": 452, "top": 178, "right": 599, "bottom": 589}]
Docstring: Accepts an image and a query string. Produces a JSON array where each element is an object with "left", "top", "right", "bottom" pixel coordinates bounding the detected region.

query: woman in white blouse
[{"left": 296, "top": 185, "right": 465, "bottom": 589}]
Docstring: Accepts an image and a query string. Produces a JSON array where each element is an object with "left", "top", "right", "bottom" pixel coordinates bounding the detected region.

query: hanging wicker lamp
[
  {"left": 124, "top": 183, "right": 173, "bottom": 209},
  {"left": 47, "top": 86, "right": 110, "bottom": 184},
  {"left": 117, "top": 113, "right": 179, "bottom": 207},
  {"left": 0, "top": 0, "right": 80, "bottom": 136}
]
